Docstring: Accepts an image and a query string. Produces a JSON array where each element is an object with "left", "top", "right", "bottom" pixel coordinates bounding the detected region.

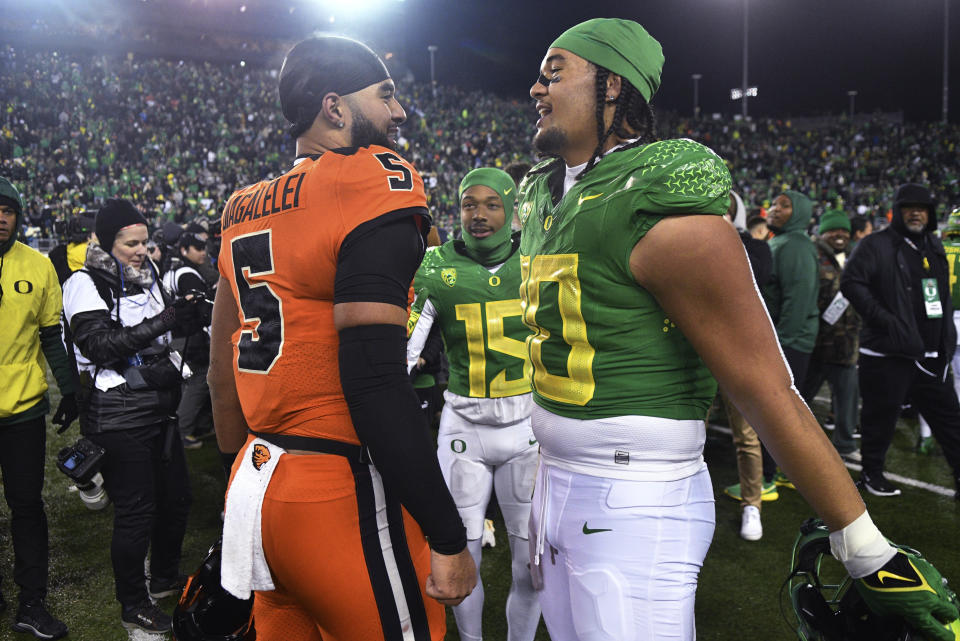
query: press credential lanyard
[{"left": 904, "top": 237, "right": 943, "bottom": 319}]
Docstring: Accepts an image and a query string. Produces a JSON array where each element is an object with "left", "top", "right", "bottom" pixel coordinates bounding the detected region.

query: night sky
[
  {"left": 386, "top": 0, "right": 960, "bottom": 122},
  {"left": 7, "top": 0, "right": 960, "bottom": 122}
]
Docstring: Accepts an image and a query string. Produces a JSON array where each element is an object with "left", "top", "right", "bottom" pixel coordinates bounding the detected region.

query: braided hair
[{"left": 577, "top": 65, "right": 657, "bottom": 179}]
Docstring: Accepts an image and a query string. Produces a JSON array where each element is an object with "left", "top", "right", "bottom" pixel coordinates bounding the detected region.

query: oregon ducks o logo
[
  {"left": 489, "top": 275, "right": 501, "bottom": 287},
  {"left": 543, "top": 215, "right": 553, "bottom": 231},
  {"left": 451, "top": 439, "right": 467, "bottom": 453},
  {"left": 14, "top": 280, "right": 33, "bottom": 294}
]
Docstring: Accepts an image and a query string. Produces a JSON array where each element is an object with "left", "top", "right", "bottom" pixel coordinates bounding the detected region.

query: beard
[
  {"left": 905, "top": 220, "right": 926, "bottom": 234},
  {"left": 533, "top": 126, "right": 568, "bottom": 157},
  {"left": 350, "top": 111, "right": 394, "bottom": 150}
]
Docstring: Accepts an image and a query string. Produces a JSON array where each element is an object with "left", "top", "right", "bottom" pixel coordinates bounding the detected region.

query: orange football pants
[{"left": 232, "top": 438, "right": 445, "bottom": 641}]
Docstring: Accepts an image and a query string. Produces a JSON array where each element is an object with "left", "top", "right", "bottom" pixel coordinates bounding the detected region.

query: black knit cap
[
  {"left": 278, "top": 35, "right": 390, "bottom": 137},
  {"left": 96, "top": 198, "right": 147, "bottom": 253}
]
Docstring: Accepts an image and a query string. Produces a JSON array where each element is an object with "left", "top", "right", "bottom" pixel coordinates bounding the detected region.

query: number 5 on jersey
[{"left": 231, "top": 230, "right": 284, "bottom": 373}]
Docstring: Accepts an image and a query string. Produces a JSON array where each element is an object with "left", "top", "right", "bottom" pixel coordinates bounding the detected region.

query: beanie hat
[
  {"left": 818, "top": 209, "right": 851, "bottom": 234},
  {"left": 550, "top": 19, "right": 664, "bottom": 102},
  {"left": 96, "top": 199, "right": 147, "bottom": 253},
  {"left": 0, "top": 177, "right": 22, "bottom": 215},
  {"left": 0, "top": 177, "right": 24, "bottom": 255},
  {"left": 162, "top": 221, "right": 184, "bottom": 247}
]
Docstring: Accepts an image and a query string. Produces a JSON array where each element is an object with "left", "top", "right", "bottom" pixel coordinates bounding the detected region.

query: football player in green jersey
[
  {"left": 943, "top": 211, "right": 960, "bottom": 405},
  {"left": 520, "top": 18, "right": 959, "bottom": 641},
  {"left": 407, "top": 168, "right": 541, "bottom": 641}
]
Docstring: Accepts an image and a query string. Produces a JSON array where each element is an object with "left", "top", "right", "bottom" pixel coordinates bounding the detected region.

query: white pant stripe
[{"left": 369, "top": 466, "right": 416, "bottom": 641}]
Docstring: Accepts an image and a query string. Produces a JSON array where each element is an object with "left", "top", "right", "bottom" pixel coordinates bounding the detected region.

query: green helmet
[{"left": 944, "top": 208, "right": 960, "bottom": 239}]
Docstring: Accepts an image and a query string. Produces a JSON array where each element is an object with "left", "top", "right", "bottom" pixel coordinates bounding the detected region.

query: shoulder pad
[{"left": 629, "top": 138, "right": 732, "bottom": 216}]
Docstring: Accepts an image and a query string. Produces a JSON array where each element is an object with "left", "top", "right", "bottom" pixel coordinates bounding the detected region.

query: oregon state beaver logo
[{"left": 251, "top": 444, "right": 271, "bottom": 470}]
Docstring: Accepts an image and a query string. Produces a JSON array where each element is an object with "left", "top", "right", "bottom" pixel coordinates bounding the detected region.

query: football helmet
[
  {"left": 944, "top": 208, "right": 960, "bottom": 238},
  {"left": 787, "top": 518, "right": 960, "bottom": 641},
  {"left": 172, "top": 538, "right": 254, "bottom": 641}
]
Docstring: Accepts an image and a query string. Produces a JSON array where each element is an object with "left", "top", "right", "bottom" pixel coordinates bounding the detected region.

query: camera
[{"left": 57, "top": 438, "right": 110, "bottom": 511}]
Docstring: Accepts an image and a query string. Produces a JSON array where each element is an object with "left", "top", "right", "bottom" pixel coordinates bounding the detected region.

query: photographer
[
  {"left": 0, "top": 177, "right": 71, "bottom": 639},
  {"left": 47, "top": 212, "right": 95, "bottom": 286},
  {"left": 61, "top": 199, "right": 201, "bottom": 634},
  {"left": 162, "top": 228, "right": 213, "bottom": 449}
]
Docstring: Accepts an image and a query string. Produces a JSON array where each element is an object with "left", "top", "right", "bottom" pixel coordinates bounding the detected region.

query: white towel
[{"left": 221, "top": 437, "right": 285, "bottom": 599}]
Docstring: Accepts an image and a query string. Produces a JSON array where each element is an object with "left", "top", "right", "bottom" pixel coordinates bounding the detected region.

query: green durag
[
  {"left": 459, "top": 168, "right": 516, "bottom": 266},
  {"left": 550, "top": 18, "right": 664, "bottom": 102}
]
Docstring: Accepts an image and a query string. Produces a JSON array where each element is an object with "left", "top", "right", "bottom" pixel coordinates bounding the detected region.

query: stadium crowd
[
  {"left": 3, "top": 35, "right": 960, "bottom": 640},
  {"left": 3, "top": 45, "right": 960, "bottom": 242}
]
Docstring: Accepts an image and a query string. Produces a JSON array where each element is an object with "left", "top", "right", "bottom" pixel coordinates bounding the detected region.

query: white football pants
[
  {"left": 437, "top": 408, "right": 541, "bottom": 641},
  {"left": 530, "top": 464, "right": 715, "bottom": 641}
]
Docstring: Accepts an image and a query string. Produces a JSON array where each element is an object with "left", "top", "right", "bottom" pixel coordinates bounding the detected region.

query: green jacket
[{"left": 762, "top": 190, "right": 820, "bottom": 353}]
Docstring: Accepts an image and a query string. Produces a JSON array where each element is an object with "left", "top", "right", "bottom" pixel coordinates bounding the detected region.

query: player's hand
[
  {"left": 855, "top": 550, "right": 960, "bottom": 641},
  {"left": 425, "top": 547, "right": 476, "bottom": 606},
  {"left": 52, "top": 393, "right": 79, "bottom": 433}
]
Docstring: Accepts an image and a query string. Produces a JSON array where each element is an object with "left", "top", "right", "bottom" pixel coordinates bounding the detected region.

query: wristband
[{"left": 829, "top": 510, "right": 897, "bottom": 578}]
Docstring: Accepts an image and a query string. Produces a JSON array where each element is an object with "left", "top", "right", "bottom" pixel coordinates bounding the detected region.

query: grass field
[{"left": 0, "top": 379, "right": 956, "bottom": 640}]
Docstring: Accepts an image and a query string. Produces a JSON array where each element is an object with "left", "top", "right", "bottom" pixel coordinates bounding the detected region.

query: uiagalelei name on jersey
[
  {"left": 517, "top": 139, "right": 732, "bottom": 421},
  {"left": 409, "top": 240, "right": 530, "bottom": 399}
]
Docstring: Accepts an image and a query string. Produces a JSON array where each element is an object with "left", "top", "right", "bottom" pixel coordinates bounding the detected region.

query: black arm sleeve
[
  {"left": 69, "top": 309, "right": 175, "bottom": 367},
  {"left": 38, "top": 325, "right": 75, "bottom": 395},
  {"left": 334, "top": 211, "right": 426, "bottom": 307},
  {"left": 335, "top": 210, "right": 465, "bottom": 554},
  {"left": 339, "top": 324, "right": 467, "bottom": 554}
]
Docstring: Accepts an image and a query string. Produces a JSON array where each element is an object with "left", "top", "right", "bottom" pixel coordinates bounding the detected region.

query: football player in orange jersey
[{"left": 208, "top": 35, "right": 475, "bottom": 641}]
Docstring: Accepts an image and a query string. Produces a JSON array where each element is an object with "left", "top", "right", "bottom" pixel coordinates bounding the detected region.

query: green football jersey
[
  {"left": 944, "top": 240, "right": 960, "bottom": 310},
  {"left": 409, "top": 238, "right": 530, "bottom": 398},
  {"left": 517, "top": 139, "right": 732, "bottom": 421}
]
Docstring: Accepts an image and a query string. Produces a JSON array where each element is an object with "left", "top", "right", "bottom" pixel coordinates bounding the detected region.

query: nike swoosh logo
[
  {"left": 578, "top": 192, "right": 603, "bottom": 207},
  {"left": 529, "top": 438, "right": 538, "bottom": 445},
  {"left": 504, "top": 187, "right": 513, "bottom": 195},
  {"left": 877, "top": 570, "right": 918, "bottom": 586},
  {"left": 582, "top": 522, "right": 612, "bottom": 535}
]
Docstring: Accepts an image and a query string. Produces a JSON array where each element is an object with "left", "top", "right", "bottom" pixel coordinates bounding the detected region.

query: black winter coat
[
  {"left": 68, "top": 268, "right": 179, "bottom": 432},
  {"left": 840, "top": 227, "right": 956, "bottom": 363}
]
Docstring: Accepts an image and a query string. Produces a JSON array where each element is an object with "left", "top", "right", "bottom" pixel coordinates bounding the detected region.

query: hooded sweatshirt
[
  {"left": 761, "top": 190, "right": 820, "bottom": 353},
  {"left": 0, "top": 177, "right": 74, "bottom": 423}
]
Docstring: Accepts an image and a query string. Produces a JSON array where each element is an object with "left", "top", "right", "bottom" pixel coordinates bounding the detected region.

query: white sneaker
[
  {"left": 740, "top": 505, "right": 762, "bottom": 541},
  {"left": 840, "top": 450, "right": 862, "bottom": 463},
  {"left": 481, "top": 519, "right": 496, "bottom": 548}
]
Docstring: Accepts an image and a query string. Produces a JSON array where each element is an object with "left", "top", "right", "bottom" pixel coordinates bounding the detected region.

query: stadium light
[
  {"left": 730, "top": 87, "right": 757, "bottom": 100},
  {"left": 428, "top": 44, "right": 438, "bottom": 97},
  {"left": 740, "top": 0, "right": 749, "bottom": 118},
  {"left": 691, "top": 73, "right": 702, "bottom": 119},
  {"left": 308, "top": 0, "right": 403, "bottom": 16},
  {"left": 944, "top": 0, "right": 950, "bottom": 123}
]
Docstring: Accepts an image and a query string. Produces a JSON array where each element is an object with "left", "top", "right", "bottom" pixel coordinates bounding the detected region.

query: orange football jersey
[{"left": 218, "top": 145, "right": 428, "bottom": 444}]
